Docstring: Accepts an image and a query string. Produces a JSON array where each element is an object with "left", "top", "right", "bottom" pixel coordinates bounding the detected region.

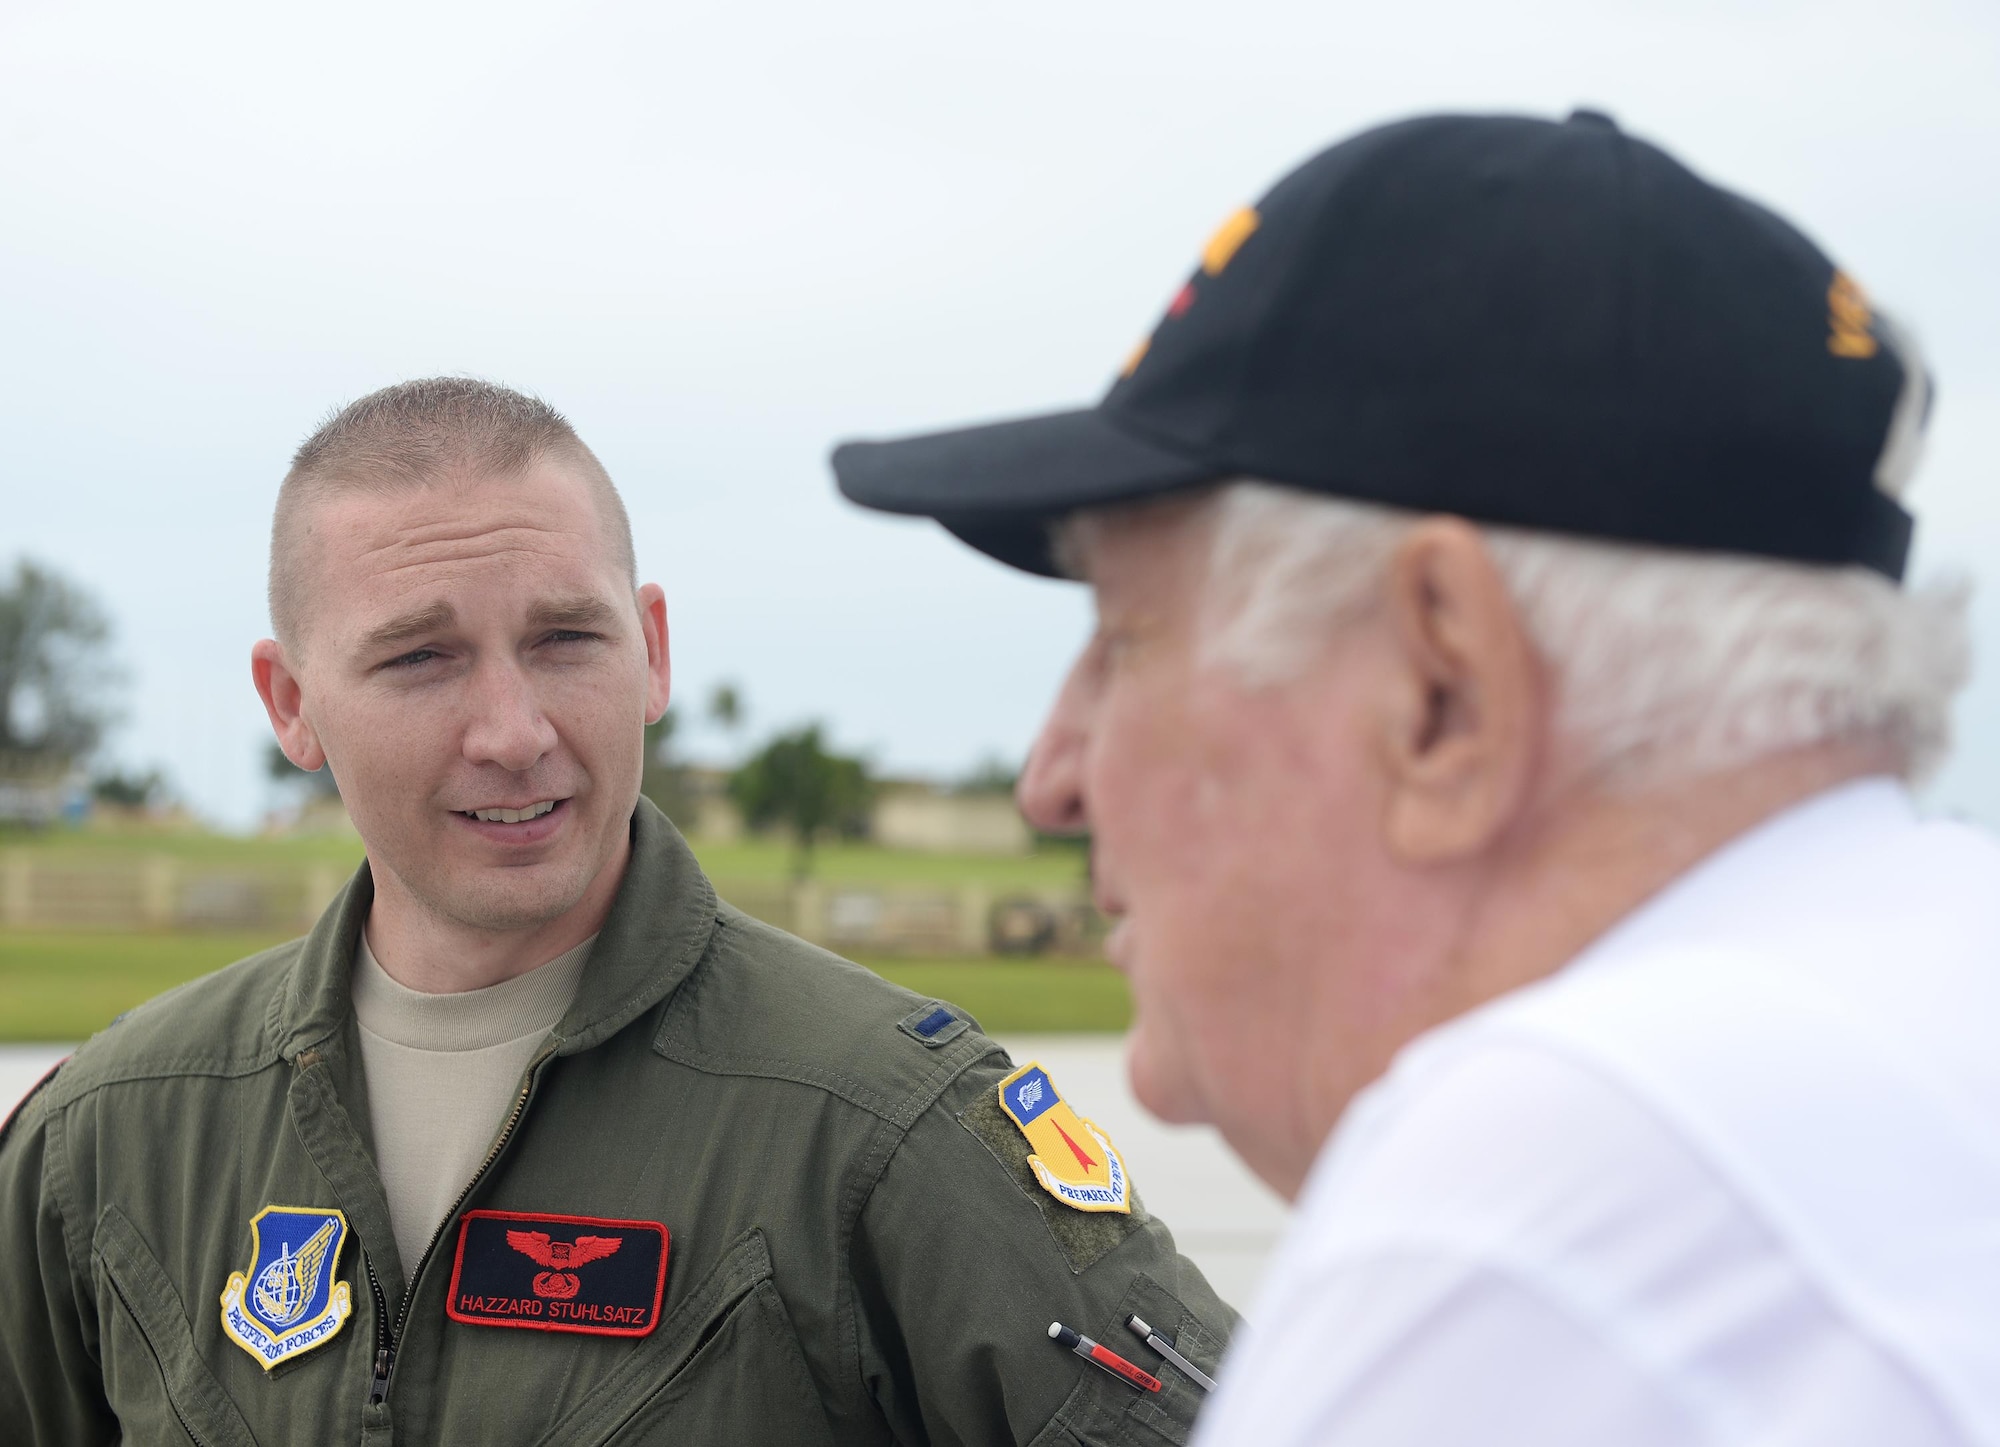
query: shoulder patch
[
  {"left": 998, "top": 1061, "right": 1132, "bottom": 1214},
  {"left": 897, "top": 1002, "right": 970, "bottom": 1048},
  {"left": 958, "top": 1070, "right": 1146, "bottom": 1274}
]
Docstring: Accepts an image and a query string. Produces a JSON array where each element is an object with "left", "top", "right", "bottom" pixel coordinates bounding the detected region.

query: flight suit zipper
[
  {"left": 365, "top": 1259, "right": 393, "bottom": 1408},
  {"left": 168, "top": 1394, "right": 216, "bottom": 1447},
  {"left": 363, "top": 1046, "right": 555, "bottom": 1411}
]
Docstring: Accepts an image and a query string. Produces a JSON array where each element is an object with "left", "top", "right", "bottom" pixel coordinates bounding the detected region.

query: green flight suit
[{"left": 0, "top": 800, "right": 1235, "bottom": 1444}]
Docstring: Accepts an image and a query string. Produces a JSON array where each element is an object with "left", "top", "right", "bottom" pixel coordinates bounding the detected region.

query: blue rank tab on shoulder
[{"left": 898, "top": 1002, "right": 970, "bottom": 1048}]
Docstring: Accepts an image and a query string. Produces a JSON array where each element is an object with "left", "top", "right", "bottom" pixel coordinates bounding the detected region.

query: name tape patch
[
  {"left": 998, "top": 1061, "right": 1132, "bottom": 1214},
  {"left": 219, "top": 1205, "right": 353, "bottom": 1369},
  {"left": 445, "top": 1210, "right": 669, "bottom": 1337}
]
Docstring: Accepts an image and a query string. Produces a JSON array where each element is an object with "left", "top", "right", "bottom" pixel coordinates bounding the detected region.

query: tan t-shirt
[{"left": 352, "top": 933, "right": 592, "bottom": 1272}]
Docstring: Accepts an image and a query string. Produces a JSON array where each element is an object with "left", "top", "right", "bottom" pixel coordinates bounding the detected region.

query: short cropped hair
[
  {"left": 268, "top": 378, "right": 637, "bottom": 649},
  {"left": 1183, "top": 483, "right": 1970, "bottom": 788}
]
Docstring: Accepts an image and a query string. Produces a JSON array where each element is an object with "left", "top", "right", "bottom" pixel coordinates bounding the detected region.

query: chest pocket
[
  {"left": 93, "top": 1205, "right": 260, "bottom": 1447},
  {"left": 538, "top": 1227, "right": 838, "bottom": 1447}
]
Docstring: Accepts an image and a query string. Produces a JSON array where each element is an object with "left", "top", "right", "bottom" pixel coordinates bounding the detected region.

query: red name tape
[{"left": 445, "top": 1209, "right": 669, "bottom": 1338}]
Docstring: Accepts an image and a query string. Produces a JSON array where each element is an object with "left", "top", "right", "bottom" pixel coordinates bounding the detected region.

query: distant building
[
  {"left": 871, "top": 784, "right": 1032, "bottom": 856},
  {"left": 668, "top": 766, "right": 745, "bottom": 842},
  {"left": 671, "top": 769, "right": 1031, "bottom": 855}
]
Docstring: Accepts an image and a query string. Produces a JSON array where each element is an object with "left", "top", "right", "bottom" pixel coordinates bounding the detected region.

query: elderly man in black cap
[{"left": 835, "top": 112, "right": 1999, "bottom": 1444}]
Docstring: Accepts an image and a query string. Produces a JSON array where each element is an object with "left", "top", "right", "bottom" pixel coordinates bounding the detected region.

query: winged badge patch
[{"left": 506, "top": 1229, "right": 623, "bottom": 1300}]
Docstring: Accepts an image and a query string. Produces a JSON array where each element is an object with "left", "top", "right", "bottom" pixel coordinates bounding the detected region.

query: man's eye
[
  {"left": 384, "top": 648, "right": 438, "bottom": 669},
  {"left": 544, "top": 630, "right": 599, "bottom": 645}
]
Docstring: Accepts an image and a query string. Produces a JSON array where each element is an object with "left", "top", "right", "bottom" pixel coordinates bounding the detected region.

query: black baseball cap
[{"left": 831, "top": 110, "right": 1930, "bottom": 581}]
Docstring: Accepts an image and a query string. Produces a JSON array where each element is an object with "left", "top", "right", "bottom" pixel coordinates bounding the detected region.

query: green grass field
[
  {"left": 0, "top": 825, "right": 368, "bottom": 867},
  {"left": 0, "top": 826, "right": 1091, "bottom": 891},
  {"left": 0, "top": 825, "right": 1113, "bottom": 1040},
  {"left": 0, "top": 932, "right": 1130, "bottom": 1042}
]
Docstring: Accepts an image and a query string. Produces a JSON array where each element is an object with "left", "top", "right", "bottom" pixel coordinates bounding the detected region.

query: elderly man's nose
[
  {"left": 464, "top": 664, "right": 558, "bottom": 772},
  {"left": 1017, "top": 718, "right": 1089, "bottom": 835}
]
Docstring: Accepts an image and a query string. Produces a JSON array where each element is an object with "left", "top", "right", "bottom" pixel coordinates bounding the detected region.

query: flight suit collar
[
  {"left": 272, "top": 796, "right": 719, "bottom": 1063},
  {"left": 551, "top": 798, "right": 719, "bottom": 1055}
]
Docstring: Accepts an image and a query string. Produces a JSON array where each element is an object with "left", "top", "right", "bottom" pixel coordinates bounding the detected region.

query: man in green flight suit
[{"left": 0, "top": 378, "right": 1234, "bottom": 1445}]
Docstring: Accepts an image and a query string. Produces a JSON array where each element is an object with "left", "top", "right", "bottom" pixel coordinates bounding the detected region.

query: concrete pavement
[{"left": 1, "top": 1043, "right": 66, "bottom": 1123}]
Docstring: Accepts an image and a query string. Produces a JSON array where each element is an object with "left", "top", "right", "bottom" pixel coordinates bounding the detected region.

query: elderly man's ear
[{"left": 1376, "top": 518, "right": 1545, "bottom": 863}]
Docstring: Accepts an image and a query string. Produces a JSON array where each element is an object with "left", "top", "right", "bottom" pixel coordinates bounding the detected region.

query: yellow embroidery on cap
[
  {"left": 1828, "top": 271, "right": 1878, "bottom": 358},
  {"left": 1118, "top": 206, "right": 1260, "bottom": 379},
  {"left": 998, "top": 1061, "right": 1132, "bottom": 1214},
  {"left": 1201, "top": 207, "right": 1261, "bottom": 276}
]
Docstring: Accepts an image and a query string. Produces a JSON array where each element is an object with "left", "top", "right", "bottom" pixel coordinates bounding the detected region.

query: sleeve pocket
[
  {"left": 93, "top": 1204, "right": 260, "bottom": 1447},
  {"left": 1049, "top": 1272, "right": 1226, "bottom": 1447},
  {"left": 539, "top": 1226, "right": 839, "bottom": 1447},
  {"left": 1118, "top": 1272, "right": 1227, "bottom": 1447}
]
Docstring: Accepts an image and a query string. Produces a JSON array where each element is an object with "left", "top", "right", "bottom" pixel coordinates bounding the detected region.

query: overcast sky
[{"left": 5, "top": 0, "right": 1998, "bottom": 830}]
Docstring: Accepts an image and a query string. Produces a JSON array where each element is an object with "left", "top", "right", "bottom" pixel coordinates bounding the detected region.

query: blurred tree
[
  {"left": 955, "top": 755, "right": 1019, "bottom": 795},
  {"left": 266, "top": 740, "right": 339, "bottom": 799},
  {"left": 707, "top": 682, "right": 744, "bottom": 732},
  {"left": 728, "top": 724, "right": 873, "bottom": 878},
  {"left": 0, "top": 559, "right": 120, "bottom": 781},
  {"left": 639, "top": 707, "right": 699, "bottom": 827},
  {"left": 92, "top": 767, "right": 169, "bottom": 810}
]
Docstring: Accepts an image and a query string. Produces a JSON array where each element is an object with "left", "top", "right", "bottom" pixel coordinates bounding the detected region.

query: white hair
[{"left": 1191, "top": 480, "right": 1971, "bottom": 788}]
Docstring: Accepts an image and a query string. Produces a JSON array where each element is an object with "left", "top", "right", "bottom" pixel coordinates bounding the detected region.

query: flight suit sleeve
[
  {"left": 0, "top": 1071, "right": 119, "bottom": 1445},
  {"left": 849, "top": 1055, "right": 1237, "bottom": 1447}
]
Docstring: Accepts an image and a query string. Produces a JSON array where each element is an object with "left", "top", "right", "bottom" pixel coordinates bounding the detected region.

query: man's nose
[
  {"left": 462, "top": 660, "right": 558, "bottom": 773},
  {"left": 1017, "top": 664, "right": 1093, "bottom": 836}
]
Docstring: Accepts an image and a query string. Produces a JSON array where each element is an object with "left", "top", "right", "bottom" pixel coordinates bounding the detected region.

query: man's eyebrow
[
  {"left": 360, "top": 601, "right": 457, "bottom": 654},
  {"left": 527, "top": 596, "right": 619, "bottom": 631}
]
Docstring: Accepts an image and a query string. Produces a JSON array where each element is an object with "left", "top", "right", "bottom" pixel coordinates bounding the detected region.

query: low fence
[
  {"left": 0, "top": 852, "right": 1104, "bottom": 958},
  {"left": 0, "top": 851, "right": 347, "bottom": 933},
  {"left": 716, "top": 880, "right": 1105, "bottom": 957}
]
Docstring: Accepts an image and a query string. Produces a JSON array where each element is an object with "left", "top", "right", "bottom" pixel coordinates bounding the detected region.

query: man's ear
[
  {"left": 636, "top": 583, "right": 672, "bottom": 724},
  {"left": 1376, "top": 518, "right": 1545, "bottom": 862},
  {"left": 250, "top": 638, "right": 327, "bottom": 773}
]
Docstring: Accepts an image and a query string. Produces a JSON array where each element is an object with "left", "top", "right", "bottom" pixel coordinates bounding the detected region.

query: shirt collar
[
  {"left": 1564, "top": 773, "right": 1917, "bottom": 976},
  {"left": 351, "top": 930, "right": 594, "bottom": 1052}
]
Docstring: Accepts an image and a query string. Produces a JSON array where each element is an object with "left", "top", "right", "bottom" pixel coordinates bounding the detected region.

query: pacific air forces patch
[
  {"left": 220, "top": 1206, "right": 353, "bottom": 1369},
  {"left": 998, "top": 1062, "right": 1132, "bottom": 1214}
]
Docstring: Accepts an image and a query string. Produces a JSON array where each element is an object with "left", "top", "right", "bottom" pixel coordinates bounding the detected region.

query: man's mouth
[{"left": 458, "top": 799, "right": 562, "bottom": 824}]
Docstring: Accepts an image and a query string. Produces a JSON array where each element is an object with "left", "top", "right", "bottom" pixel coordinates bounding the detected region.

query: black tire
[{"left": 988, "top": 897, "right": 1058, "bottom": 957}]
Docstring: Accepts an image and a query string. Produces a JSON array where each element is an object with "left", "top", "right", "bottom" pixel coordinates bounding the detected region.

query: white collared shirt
[{"left": 1195, "top": 779, "right": 2000, "bottom": 1446}]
